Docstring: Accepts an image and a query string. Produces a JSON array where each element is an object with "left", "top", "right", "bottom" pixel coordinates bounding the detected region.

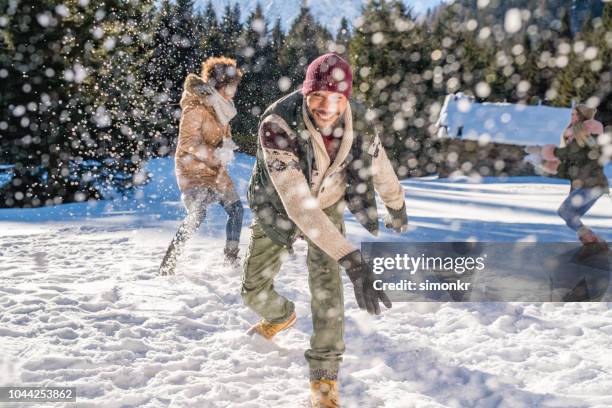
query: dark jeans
[
  {"left": 160, "top": 186, "right": 243, "bottom": 273},
  {"left": 557, "top": 187, "right": 605, "bottom": 232}
]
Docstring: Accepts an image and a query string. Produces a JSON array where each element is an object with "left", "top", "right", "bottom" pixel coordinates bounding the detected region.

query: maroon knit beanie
[{"left": 302, "top": 53, "right": 353, "bottom": 99}]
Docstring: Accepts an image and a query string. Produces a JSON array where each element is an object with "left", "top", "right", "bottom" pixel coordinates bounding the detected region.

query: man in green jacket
[{"left": 242, "top": 53, "right": 408, "bottom": 408}]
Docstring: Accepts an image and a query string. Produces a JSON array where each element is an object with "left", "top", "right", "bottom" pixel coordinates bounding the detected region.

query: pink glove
[
  {"left": 543, "top": 160, "right": 560, "bottom": 174},
  {"left": 541, "top": 144, "right": 557, "bottom": 161},
  {"left": 583, "top": 119, "right": 604, "bottom": 135}
]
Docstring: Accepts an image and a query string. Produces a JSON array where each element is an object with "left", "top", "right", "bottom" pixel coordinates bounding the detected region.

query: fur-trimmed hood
[{"left": 180, "top": 73, "right": 213, "bottom": 110}]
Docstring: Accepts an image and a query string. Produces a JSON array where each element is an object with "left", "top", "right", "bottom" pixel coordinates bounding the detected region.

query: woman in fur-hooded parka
[{"left": 160, "top": 57, "right": 244, "bottom": 275}]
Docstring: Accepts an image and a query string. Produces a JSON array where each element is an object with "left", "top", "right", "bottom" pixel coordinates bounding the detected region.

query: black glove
[
  {"left": 339, "top": 250, "right": 392, "bottom": 315},
  {"left": 384, "top": 202, "right": 408, "bottom": 233}
]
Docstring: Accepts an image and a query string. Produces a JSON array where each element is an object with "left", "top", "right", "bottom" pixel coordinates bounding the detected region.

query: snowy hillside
[
  {"left": 1, "top": 153, "right": 611, "bottom": 407},
  {"left": 199, "top": 0, "right": 443, "bottom": 33}
]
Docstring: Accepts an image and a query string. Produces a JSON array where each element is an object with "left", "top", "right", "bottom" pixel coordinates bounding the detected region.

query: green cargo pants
[{"left": 241, "top": 201, "right": 346, "bottom": 379}]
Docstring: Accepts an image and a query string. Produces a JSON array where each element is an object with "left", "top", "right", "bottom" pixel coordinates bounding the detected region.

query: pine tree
[
  {"left": 149, "top": 1, "right": 174, "bottom": 87},
  {"left": 548, "top": 2, "right": 611, "bottom": 121},
  {"left": 544, "top": 5, "right": 575, "bottom": 106},
  {"left": 147, "top": 0, "right": 177, "bottom": 153},
  {"left": 280, "top": 4, "right": 332, "bottom": 90},
  {"left": 558, "top": 6, "right": 573, "bottom": 40},
  {"left": 172, "top": 0, "right": 201, "bottom": 83},
  {"left": 350, "top": 0, "right": 433, "bottom": 175},
  {"left": 89, "top": 0, "right": 158, "bottom": 193},
  {"left": 269, "top": 17, "right": 285, "bottom": 78},
  {"left": 233, "top": 3, "right": 274, "bottom": 152},
  {"left": 200, "top": 0, "right": 223, "bottom": 58},
  {"left": 267, "top": 17, "right": 286, "bottom": 100},
  {"left": 432, "top": 2, "right": 490, "bottom": 99},
  {"left": 270, "top": 17, "right": 284, "bottom": 51},
  {"left": 0, "top": 0, "right": 79, "bottom": 207},
  {"left": 219, "top": 3, "right": 242, "bottom": 57},
  {"left": 516, "top": 32, "right": 541, "bottom": 104},
  {"left": 0, "top": 5, "right": 13, "bottom": 164},
  {"left": 335, "top": 17, "right": 351, "bottom": 59},
  {"left": 148, "top": 0, "right": 201, "bottom": 154},
  {"left": 585, "top": 2, "right": 612, "bottom": 125},
  {"left": 0, "top": 0, "right": 158, "bottom": 208}
]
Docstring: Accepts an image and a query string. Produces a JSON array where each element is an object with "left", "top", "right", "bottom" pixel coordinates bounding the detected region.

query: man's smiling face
[{"left": 306, "top": 91, "right": 348, "bottom": 130}]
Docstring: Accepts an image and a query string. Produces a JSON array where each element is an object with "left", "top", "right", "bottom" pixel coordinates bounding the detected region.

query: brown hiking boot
[
  {"left": 247, "top": 311, "right": 296, "bottom": 340},
  {"left": 578, "top": 228, "right": 609, "bottom": 253},
  {"left": 579, "top": 228, "right": 602, "bottom": 244},
  {"left": 310, "top": 379, "right": 340, "bottom": 408}
]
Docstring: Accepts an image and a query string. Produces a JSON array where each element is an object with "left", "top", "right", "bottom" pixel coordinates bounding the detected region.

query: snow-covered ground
[{"left": 1, "top": 153, "right": 611, "bottom": 407}]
